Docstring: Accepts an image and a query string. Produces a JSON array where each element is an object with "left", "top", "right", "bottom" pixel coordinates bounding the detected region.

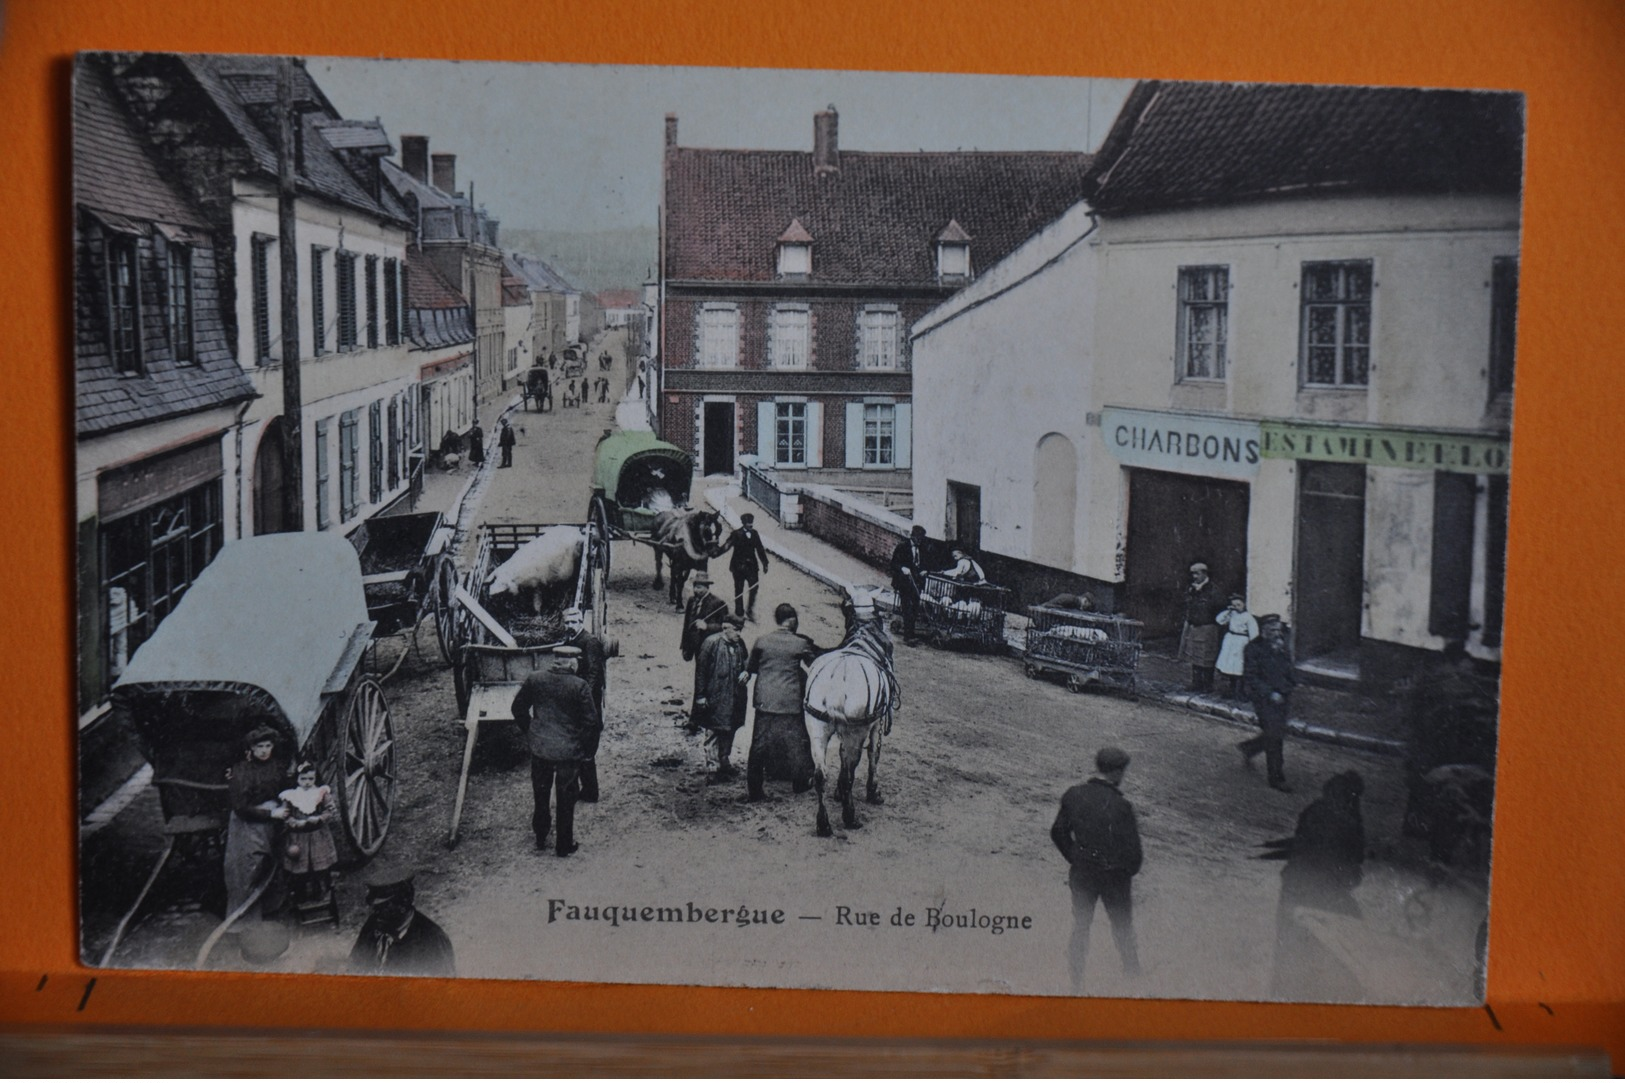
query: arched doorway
[
  {"left": 252, "top": 416, "right": 287, "bottom": 535},
  {"left": 1032, "top": 433, "right": 1077, "bottom": 569}
]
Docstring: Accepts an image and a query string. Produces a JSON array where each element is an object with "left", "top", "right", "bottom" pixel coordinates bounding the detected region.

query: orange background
[{"left": 2, "top": 0, "right": 1622, "bottom": 1065}]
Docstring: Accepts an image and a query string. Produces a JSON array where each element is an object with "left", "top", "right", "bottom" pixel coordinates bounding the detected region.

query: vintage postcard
[{"left": 74, "top": 52, "right": 1516, "bottom": 1004}]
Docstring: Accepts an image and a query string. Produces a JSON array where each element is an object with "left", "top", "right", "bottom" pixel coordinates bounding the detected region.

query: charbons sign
[
  {"left": 1259, "top": 421, "right": 1510, "bottom": 474},
  {"left": 1099, "top": 407, "right": 1262, "bottom": 480}
]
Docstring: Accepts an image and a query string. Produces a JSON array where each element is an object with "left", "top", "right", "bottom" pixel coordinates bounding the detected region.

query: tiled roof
[
  {"left": 405, "top": 249, "right": 472, "bottom": 350},
  {"left": 313, "top": 118, "right": 392, "bottom": 152},
  {"left": 75, "top": 61, "right": 257, "bottom": 437},
  {"left": 507, "top": 251, "right": 577, "bottom": 293},
  {"left": 406, "top": 247, "right": 467, "bottom": 309},
  {"left": 664, "top": 148, "right": 1091, "bottom": 283},
  {"left": 596, "top": 289, "right": 640, "bottom": 309},
  {"left": 1084, "top": 80, "right": 1525, "bottom": 214},
  {"left": 175, "top": 54, "right": 413, "bottom": 225},
  {"left": 502, "top": 275, "right": 529, "bottom": 306}
]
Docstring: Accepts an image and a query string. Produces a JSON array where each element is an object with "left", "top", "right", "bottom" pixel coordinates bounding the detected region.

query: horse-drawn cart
[
  {"left": 348, "top": 510, "right": 457, "bottom": 662},
  {"left": 1022, "top": 604, "right": 1143, "bottom": 695},
  {"left": 101, "top": 534, "right": 396, "bottom": 965},
  {"left": 587, "top": 429, "right": 694, "bottom": 539},
  {"left": 917, "top": 573, "right": 1011, "bottom": 652},
  {"left": 520, "top": 365, "right": 552, "bottom": 412},
  {"left": 441, "top": 520, "right": 614, "bottom": 846}
]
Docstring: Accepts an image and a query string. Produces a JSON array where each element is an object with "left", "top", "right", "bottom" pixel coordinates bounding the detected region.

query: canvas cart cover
[
  {"left": 593, "top": 430, "right": 692, "bottom": 505},
  {"left": 114, "top": 533, "right": 371, "bottom": 745}
]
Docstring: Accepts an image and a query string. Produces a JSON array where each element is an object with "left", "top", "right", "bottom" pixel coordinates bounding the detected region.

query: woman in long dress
[{"left": 224, "top": 723, "right": 291, "bottom": 921}]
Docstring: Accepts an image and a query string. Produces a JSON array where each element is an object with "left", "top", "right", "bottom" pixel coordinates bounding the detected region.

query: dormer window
[
  {"left": 936, "top": 219, "right": 972, "bottom": 282},
  {"left": 777, "top": 218, "right": 814, "bottom": 279}
]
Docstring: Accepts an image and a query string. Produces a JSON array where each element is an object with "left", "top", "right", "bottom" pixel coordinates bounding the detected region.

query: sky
[{"left": 310, "top": 57, "right": 1135, "bottom": 237}]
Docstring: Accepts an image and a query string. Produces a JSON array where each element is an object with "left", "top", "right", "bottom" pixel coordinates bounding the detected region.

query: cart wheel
[
  {"left": 1066, "top": 674, "right": 1088, "bottom": 694},
  {"left": 1023, "top": 661, "right": 1039, "bottom": 680},
  {"left": 335, "top": 677, "right": 395, "bottom": 863},
  {"left": 432, "top": 556, "right": 460, "bottom": 666},
  {"left": 588, "top": 495, "right": 613, "bottom": 580}
]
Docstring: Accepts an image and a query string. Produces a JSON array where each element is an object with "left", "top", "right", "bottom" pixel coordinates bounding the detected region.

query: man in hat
[
  {"left": 1050, "top": 746, "right": 1143, "bottom": 992},
  {"left": 1180, "top": 562, "right": 1225, "bottom": 692},
  {"left": 467, "top": 419, "right": 486, "bottom": 467},
  {"left": 744, "top": 603, "right": 821, "bottom": 800},
  {"left": 680, "top": 571, "right": 733, "bottom": 730},
  {"left": 692, "top": 613, "right": 750, "bottom": 782},
  {"left": 1240, "top": 616, "right": 1297, "bottom": 793},
  {"left": 889, "top": 525, "right": 932, "bottom": 645},
  {"left": 497, "top": 417, "right": 517, "bottom": 467},
  {"left": 720, "top": 512, "right": 770, "bottom": 621},
  {"left": 510, "top": 647, "right": 598, "bottom": 855},
  {"left": 562, "top": 607, "right": 609, "bottom": 803},
  {"left": 349, "top": 867, "right": 456, "bottom": 977}
]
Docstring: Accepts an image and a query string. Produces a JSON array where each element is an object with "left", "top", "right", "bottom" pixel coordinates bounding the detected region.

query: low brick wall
[{"left": 796, "top": 487, "right": 908, "bottom": 574}]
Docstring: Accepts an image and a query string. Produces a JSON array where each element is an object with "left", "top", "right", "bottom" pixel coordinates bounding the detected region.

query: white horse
[{"left": 803, "top": 606, "right": 902, "bottom": 837}]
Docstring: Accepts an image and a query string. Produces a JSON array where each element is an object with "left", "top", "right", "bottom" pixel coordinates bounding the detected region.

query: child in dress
[
  {"left": 1215, "top": 593, "right": 1260, "bottom": 700},
  {"left": 279, "top": 762, "right": 339, "bottom": 900}
]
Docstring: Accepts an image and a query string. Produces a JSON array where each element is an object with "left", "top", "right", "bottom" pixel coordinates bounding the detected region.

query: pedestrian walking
[
  {"left": 692, "top": 614, "right": 749, "bottom": 782},
  {"left": 467, "top": 420, "right": 486, "bottom": 467},
  {"left": 510, "top": 646, "right": 597, "bottom": 856},
  {"left": 597, "top": 377, "right": 609, "bottom": 403},
  {"left": 348, "top": 867, "right": 456, "bottom": 977},
  {"left": 1215, "top": 593, "right": 1260, "bottom": 699},
  {"left": 1239, "top": 615, "right": 1296, "bottom": 792},
  {"left": 1262, "top": 771, "right": 1366, "bottom": 1001},
  {"left": 744, "top": 603, "right": 820, "bottom": 800},
  {"left": 1178, "top": 561, "right": 1224, "bottom": 692},
  {"left": 889, "top": 525, "right": 931, "bottom": 645},
  {"left": 1050, "top": 746, "right": 1143, "bottom": 992},
  {"left": 497, "top": 418, "right": 516, "bottom": 468},
  {"left": 561, "top": 607, "right": 608, "bottom": 803},
  {"left": 680, "top": 573, "right": 733, "bottom": 730},
  {"left": 720, "top": 512, "right": 770, "bottom": 620}
]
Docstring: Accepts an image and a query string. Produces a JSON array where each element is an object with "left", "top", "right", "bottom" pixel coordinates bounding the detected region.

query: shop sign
[
  {"left": 1099, "top": 407, "right": 1262, "bottom": 480},
  {"left": 1259, "top": 421, "right": 1510, "bottom": 474}
]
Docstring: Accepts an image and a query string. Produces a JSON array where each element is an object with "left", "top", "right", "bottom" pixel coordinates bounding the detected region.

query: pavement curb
[{"left": 717, "top": 480, "right": 1406, "bottom": 761}]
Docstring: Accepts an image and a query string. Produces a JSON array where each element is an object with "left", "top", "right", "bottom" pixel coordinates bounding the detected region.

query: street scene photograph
[{"left": 73, "top": 52, "right": 1518, "bottom": 1005}]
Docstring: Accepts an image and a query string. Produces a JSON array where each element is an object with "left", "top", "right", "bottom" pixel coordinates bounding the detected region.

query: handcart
[
  {"left": 1023, "top": 604, "right": 1143, "bottom": 695},
  {"left": 442, "top": 521, "right": 615, "bottom": 846},
  {"left": 917, "top": 573, "right": 1011, "bottom": 652},
  {"left": 348, "top": 510, "right": 457, "bottom": 662},
  {"left": 100, "top": 534, "right": 396, "bottom": 965}
]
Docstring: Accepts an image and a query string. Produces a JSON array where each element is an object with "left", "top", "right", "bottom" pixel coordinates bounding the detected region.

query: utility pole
[{"left": 277, "top": 56, "right": 304, "bottom": 532}]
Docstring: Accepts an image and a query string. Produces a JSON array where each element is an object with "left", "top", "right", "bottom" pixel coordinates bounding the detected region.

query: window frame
[
  {"left": 338, "top": 409, "right": 360, "bottom": 522},
  {"left": 250, "top": 234, "right": 273, "bottom": 365},
  {"left": 767, "top": 304, "right": 811, "bottom": 369},
  {"left": 1175, "top": 265, "right": 1229, "bottom": 382},
  {"left": 314, "top": 416, "right": 331, "bottom": 531},
  {"left": 696, "top": 303, "right": 740, "bottom": 369},
  {"left": 310, "top": 245, "right": 327, "bottom": 356},
  {"left": 863, "top": 401, "right": 896, "bottom": 468},
  {"left": 1298, "top": 259, "right": 1374, "bottom": 388},
  {"left": 106, "top": 235, "right": 143, "bottom": 375},
  {"left": 774, "top": 401, "right": 809, "bottom": 468},
  {"left": 336, "top": 251, "right": 357, "bottom": 353},
  {"left": 857, "top": 306, "right": 901, "bottom": 371},
  {"left": 777, "top": 242, "right": 811, "bottom": 278},
  {"left": 937, "top": 241, "right": 971, "bottom": 281},
  {"left": 368, "top": 399, "right": 384, "bottom": 506},
  {"left": 166, "top": 243, "right": 194, "bottom": 364}
]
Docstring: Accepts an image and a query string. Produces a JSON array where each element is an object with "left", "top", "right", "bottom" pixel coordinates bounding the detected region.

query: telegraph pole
[{"left": 277, "top": 56, "right": 304, "bottom": 531}]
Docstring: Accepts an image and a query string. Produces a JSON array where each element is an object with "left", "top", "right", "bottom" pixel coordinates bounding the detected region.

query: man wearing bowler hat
[
  {"left": 720, "top": 512, "right": 770, "bottom": 622},
  {"left": 349, "top": 865, "right": 456, "bottom": 977},
  {"left": 511, "top": 647, "right": 598, "bottom": 856},
  {"left": 680, "top": 571, "right": 733, "bottom": 731},
  {"left": 1050, "top": 746, "right": 1144, "bottom": 992}
]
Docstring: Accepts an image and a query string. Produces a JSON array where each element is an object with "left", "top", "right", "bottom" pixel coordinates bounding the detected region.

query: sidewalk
[{"left": 713, "top": 478, "right": 1406, "bottom": 759}]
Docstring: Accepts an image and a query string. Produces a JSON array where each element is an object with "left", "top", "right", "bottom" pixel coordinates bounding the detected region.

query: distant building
[
  {"left": 508, "top": 251, "right": 582, "bottom": 360},
  {"left": 911, "top": 81, "right": 1522, "bottom": 680},
  {"left": 658, "top": 107, "right": 1091, "bottom": 482},
  {"left": 598, "top": 288, "right": 641, "bottom": 327},
  {"left": 405, "top": 247, "right": 476, "bottom": 454}
]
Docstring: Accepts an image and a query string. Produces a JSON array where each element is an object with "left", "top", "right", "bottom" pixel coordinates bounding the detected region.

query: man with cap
[
  {"left": 692, "top": 613, "right": 750, "bottom": 782},
  {"left": 349, "top": 865, "right": 456, "bottom": 977},
  {"left": 497, "top": 417, "right": 517, "bottom": 467},
  {"left": 719, "top": 512, "right": 770, "bottom": 621},
  {"left": 561, "top": 607, "right": 609, "bottom": 803},
  {"left": 510, "top": 647, "right": 598, "bottom": 855},
  {"left": 1050, "top": 746, "right": 1144, "bottom": 992},
  {"left": 1179, "top": 561, "right": 1225, "bottom": 692},
  {"left": 680, "top": 571, "right": 733, "bottom": 731},
  {"left": 1239, "top": 615, "right": 1297, "bottom": 793},
  {"left": 744, "top": 603, "right": 822, "bottom": 800},
  {"left": 889, "top": 525, "right": 931, "bottom": 645}
]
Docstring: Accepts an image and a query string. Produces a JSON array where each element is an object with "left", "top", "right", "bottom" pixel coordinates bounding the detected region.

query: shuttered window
[
  {"left": 336, "top": 252, "right": 357, "bottom": 352},
  {"left": 310, "top": 246, "right": 327, "bottom": 355},
  {"left": 251, "top": 235, "right": 273, "bottom": 364}
]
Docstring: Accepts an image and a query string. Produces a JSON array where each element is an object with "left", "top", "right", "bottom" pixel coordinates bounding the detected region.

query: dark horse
[{"left": 649, "top": 508, "right": 728, "bottom": 607}]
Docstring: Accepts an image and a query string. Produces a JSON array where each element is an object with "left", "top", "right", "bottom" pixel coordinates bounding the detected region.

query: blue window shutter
[
  {"left": 845, "top": 402, "right": 864, "bottom": 467},
  {"left": 757, "top": 400, "right": 775, "bottom": 461},
  {"left": 806, "top": 402, "right": 824, "bottom": 467},
  {"left": 894, "top": 402, "right": 912, "bottom": 469}
]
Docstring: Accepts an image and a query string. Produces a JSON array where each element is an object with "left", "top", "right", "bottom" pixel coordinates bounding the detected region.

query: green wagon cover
[{"left": 592, "top": 430, "right": 693, "bottom": 510}]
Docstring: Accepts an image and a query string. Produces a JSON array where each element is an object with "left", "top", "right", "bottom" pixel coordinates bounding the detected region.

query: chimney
[
  {"left": 813, "top": 105, "right": 839, "bottom": 174},
  {"left": 401, "top": 135, "right": 429, "bottom": 184},
  {"left": 665, "top": 113, "right": 678, "bottom": 148},
  {"left": 432, "top": 152, "right": 456, "bottom": 194}
]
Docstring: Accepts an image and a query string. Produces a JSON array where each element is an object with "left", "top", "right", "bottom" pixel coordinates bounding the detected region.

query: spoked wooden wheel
[
  {"left": 588, "top": 495, "right": 614, "bottom": 581},
  {"left": 432, "top": 555, "right": 460, "bottom": 666},
  {"left": 337, "top": 677, "right": 395, "bottom": 861}
]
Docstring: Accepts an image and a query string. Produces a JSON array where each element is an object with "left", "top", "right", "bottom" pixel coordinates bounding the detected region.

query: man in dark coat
[
  {"left": 511, "top": 647, "right": 598, "bottom": 855},
  {"left": 348, "top": 869, "right": 456, "bottom": 978},
  {"left": 680, "top": 573, "right": 732, "bottom": 731},
  {"left": 693, "top": 615, "right": 750, "bottom": 782},
  {"left": 562, "top": 607, "right": 609, "bottom": 803},
  {"left": 1239, "top": 615, "right": 1297, "bottom": 792},
  {"left": 1050, "top": 746, "right": 1143, "bottom": 992},
  {"left": 1264, "top": 771, "right": 1366, "bottom": 1001},
  {"left": 497, "top": 418, "right": 516, "bottom": 467},
  {"left": 889, "top": 525, "right": 930, "bottom": 645},
  {"left": 744, "top": 603, "right": 821, "bottom": 800},
  {"left": 1179, "top": 561, "right": 1224, "bottom": 691},
  {"left": 721, "top": 512, "right": 771, "bottom": 621},
  {"left": 467, "top": 420, "right": 486, "bottom": 466}
]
